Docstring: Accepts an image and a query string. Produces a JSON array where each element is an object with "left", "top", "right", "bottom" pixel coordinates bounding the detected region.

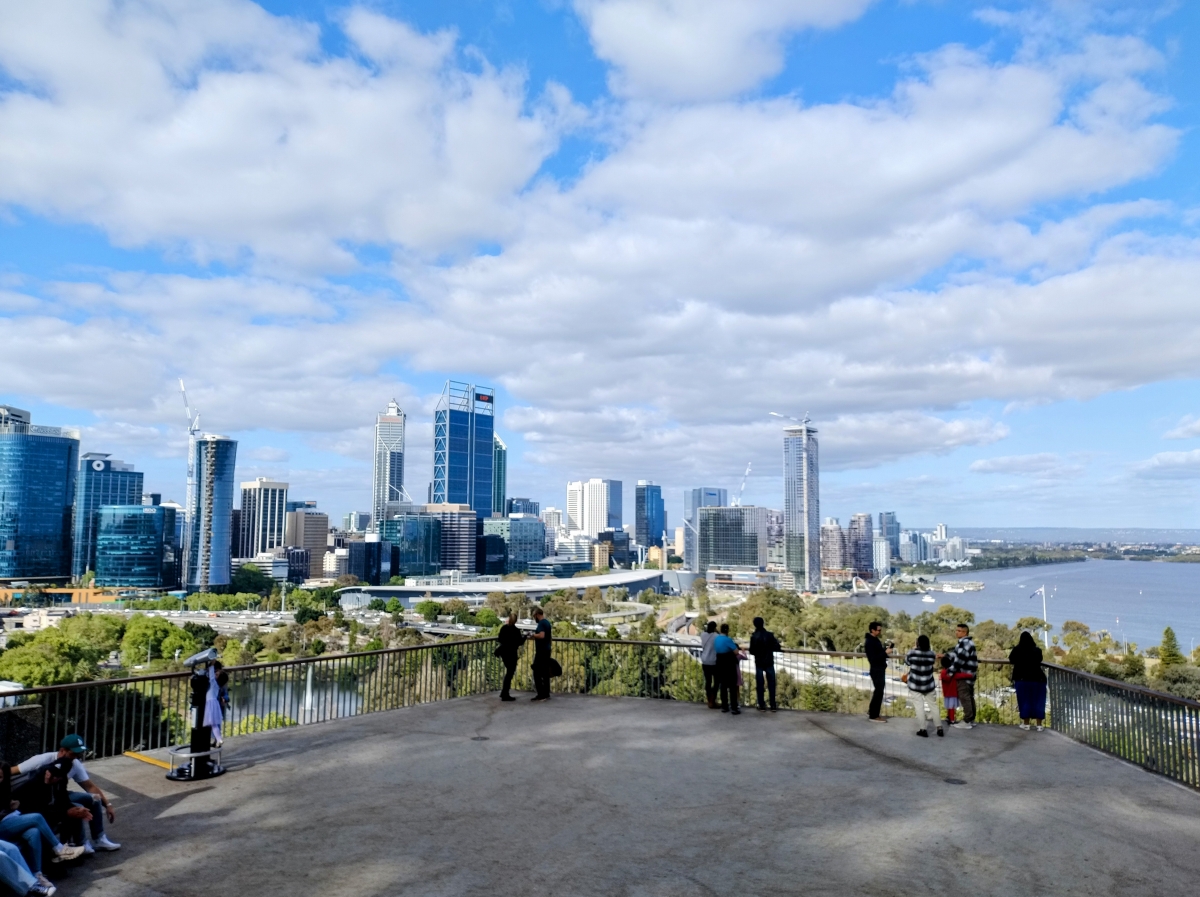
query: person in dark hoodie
[
  {"left": 1009, "top": 631, "right": 1047, "bottom": 731},
  {"left": 9, "top": 759, "right": 91, "bottom": 865},
  {"left": 748, "top": 617, "right": 782, "bottom": 712},
  {"left": 865, "top": 621, "right": 892, "bottom": 722},
  {"left": 496, "top": 611, "right": 525, "bottom": 702}
]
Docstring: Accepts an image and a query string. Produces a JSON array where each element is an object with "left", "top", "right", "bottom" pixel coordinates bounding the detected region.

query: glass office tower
[
  {"left": 697, "top": 505, "right": 768, "bottom": 574},
  {"left": 683, "top": 487, "right": 727, "bottom": 572},
  {"left": 432, "top": 381, "right": 494, "bottom": 515},
  {"left": 380, "top": 514, "right": 442, "bottom": 577},
  {"left": 492, "top": 434, "right": 507, "bottom": 518},
  {"left": 184, "top": 434, "right": 238, "bottom": 592},
  {"left": 783, "top": 421, "right": 821, "bottom": 592},
  {"left": 72, "top": 453, "right": 143, "bottom": 579},
  {"left": 635, "top": 481, "right": 665, "bottom": 548},
  {"left": 95, "top": 504, "right": 177, "bottom": 588},
  {"left": 0, "top": 407, "right": 80, "bottom": 581},
  {"left": 371, "top": 400, "right": 406, "bottom": 531}
]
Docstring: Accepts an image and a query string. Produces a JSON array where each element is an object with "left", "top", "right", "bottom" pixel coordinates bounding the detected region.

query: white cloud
[
  {"left": 1133, "top": 450, "right": 1200, "bottom": 480},
  {"left": 969, "top": 453, "right": 1082, "bottom": 477},
  {"left": 1164, "top": 416, "right": 1200, "bottom": 439},
  {"left": 575, "top": 0, "right": 875, "bottom": 100}
]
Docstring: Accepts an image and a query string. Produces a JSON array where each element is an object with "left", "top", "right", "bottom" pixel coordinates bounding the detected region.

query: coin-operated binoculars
[{"left": 165, "top": 647, "right": 227, "bottom": 782}]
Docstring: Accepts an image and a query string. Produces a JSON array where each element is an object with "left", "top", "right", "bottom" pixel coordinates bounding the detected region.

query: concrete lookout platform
[{"left": 68, "top": 695, "right": 1200, "bottom": 896}]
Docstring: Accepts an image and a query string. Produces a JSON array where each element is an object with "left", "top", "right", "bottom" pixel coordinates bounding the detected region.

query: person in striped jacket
[
  {"left": 904, "top": 635, "right": 942, "bottom": 738},
  {"left": 943, "top": 623, "right": 979, "bottom": 729}
]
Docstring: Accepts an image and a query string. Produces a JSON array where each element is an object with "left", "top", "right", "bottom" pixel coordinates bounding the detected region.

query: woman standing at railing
[
  {"left": 1009, "top": 632, "right": 1047, "bottom": 731},
  {"left": 904, "top": 635, "right": 943, "bottom": 738}
]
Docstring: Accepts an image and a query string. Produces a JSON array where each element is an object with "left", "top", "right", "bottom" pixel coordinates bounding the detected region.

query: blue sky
[{"left": 2, "top": 0, "right": 1200, "bottom": 529}]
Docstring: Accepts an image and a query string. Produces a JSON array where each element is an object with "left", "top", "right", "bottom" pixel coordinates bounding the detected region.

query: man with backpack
[{"left": 748, "top": 617, "right": 782, "bottom": 712}]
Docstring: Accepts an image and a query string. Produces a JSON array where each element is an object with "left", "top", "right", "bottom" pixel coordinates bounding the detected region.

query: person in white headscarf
[{"left": 203, "top": 664, "right": 224, "bottom": 746}]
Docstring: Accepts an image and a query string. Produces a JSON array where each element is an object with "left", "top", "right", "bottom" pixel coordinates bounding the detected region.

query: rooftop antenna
[{"left": 732, "top": 461, "right": 752, "bottom": 507}]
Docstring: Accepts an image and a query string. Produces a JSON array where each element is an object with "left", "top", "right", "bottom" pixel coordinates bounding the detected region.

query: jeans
[
  {"left": 956, "top": 677, "right": 976, "bottom": 724},
  {"left": 500, "top": 657, "right": 517, "bottom": 696},
  {"left": 0, "top": 839, "right": 36, "bottom": 895},
  {"left": 70, "top": 792, "right": 105, "bottom": 840},
  {"left": 910, "top": 690, "right": 940, "bottom": 731},
  {"left": 868, "top": 668, "right": 886, "bottom": 718},
  {"left": 0, "top": 811, "right": 60, "bottom": 874},
  {"left": 755, "top": 665, "right": 776, "bottom": 709},
  {"left": 702, "top": 665, "right": 718, "bottom": 704},
  {"left": 717, "top": 655, "right": 738, "bottom": 711},
  {"left": 532, "top": 655, "right": 551, "bottom": 699}
]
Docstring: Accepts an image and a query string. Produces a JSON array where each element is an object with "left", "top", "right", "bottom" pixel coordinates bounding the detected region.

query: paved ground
[{"left": 51, "top": 694, "right": 1200, "bottom": 897}]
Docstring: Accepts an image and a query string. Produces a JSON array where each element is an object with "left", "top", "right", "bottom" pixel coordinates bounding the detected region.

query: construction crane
[
  {"left": 769, "top": 410, "right": 811, "bottom": 427},
  {"left": 731, "top": 461, "right": 752, "bottom": 506},
  {"left": 179, "top": 379, "right": 200, "bottom": 436}
]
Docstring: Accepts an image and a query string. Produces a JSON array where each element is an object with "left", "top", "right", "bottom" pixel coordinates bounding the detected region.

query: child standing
[{"left": 940, "top": 655, "right": 959, "bottom": 725}]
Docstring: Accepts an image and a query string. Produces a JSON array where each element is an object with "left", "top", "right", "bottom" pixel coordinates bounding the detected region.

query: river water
[{"left": 859, "top": 559, "right": 1200, "bottom": 653}]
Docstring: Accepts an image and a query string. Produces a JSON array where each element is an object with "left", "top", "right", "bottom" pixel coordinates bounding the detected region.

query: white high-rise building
[
  {"left": 783, "top": 419, "right": 820, "bottom": 592},
  {"left": 934, "top": 523, "right": 948, "bottom": 541},
  {"left": 372, "top": 400, "right": 406, "bottom": 531},
  {"left": 239, "top": 478, "right": 288, "bottom": 559},
  {"left": 566, "top": 478, "right": 622, "bottom": 538},
  {"left": 872, "top": 537, "right": 892, "bottom": 579}
]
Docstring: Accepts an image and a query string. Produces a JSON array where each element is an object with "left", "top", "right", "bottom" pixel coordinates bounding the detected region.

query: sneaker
[
  {"left": 95, "top": 835, "right": 121, "bottom": 851},
  {"left": 916, "top": 729, "right": 928, "bottom": 737},
  {"left": 1019, "top": 723, "right": 1030, "bottom": 730},
  {"left": 868, "top": 717, "right": 888, "bottom": 723},
  {"left": 500, "top": 695, "right": 517, "bottom": 702},
  {"left": 530, "top": 696, "right": 546, "bottom": 702},
  {"left": 757, "top": 705, "right": 768, "bottom": 712},
  {"left": 721, "top": 707, "right": 729, "bottom": 713},
  {"left": 1036, "top": 725, "right": 1044, "bottom": 732},
  {"left": 35, "top": 873, "right": 55, "bottom": 891},
  {"left": 936, "top": 727, "right": 944, "bottom": 737},
  {"left": 730, "top": 709, "right": 741, "bottom": 715},
  {"left": 769, "top": 706, "right": 777, "bottom": 712},
  {"left": 27, "top": 883, "right": 55, "bottom": 897},
  {"left": 52, "top": 844, "right": 85, "bottom": 863},
  {"left": 952, "top": 722, "right": 975, "bottom": 730},
  {"left": 82, "top": 841, "right": 95, "bottom": 855}
]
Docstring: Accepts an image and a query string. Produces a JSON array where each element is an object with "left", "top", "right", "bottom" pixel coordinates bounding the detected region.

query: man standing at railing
[
  {"left": 749, "top": 617, "right": 781, "bottom": 712},
  {"left": 943, "top": 624, "right": 978, "bottom": 730},
  {"left": 865, "top": 622, "right": 891, "bottom": 722},
  {"left": 530, "top": 607, "right": 552, "bottom": 702}
]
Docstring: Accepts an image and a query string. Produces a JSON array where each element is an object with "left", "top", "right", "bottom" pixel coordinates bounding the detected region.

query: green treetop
[{"left": 1158, "top": 626, "right": 1187, "bottom": 668}]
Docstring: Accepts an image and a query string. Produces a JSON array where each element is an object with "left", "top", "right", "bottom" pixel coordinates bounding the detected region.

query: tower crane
[
  {"left": 179, "top": 379, "right": 200, "bottom": 436},
  {"left": 731, "top": 461, "right": 752, "bottom": 507},
  {"left": 769, "top": 410, "right": 811, "bottom": 427}
]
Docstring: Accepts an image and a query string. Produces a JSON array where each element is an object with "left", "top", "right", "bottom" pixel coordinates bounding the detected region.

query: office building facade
[
  {"left": 506, "top": 497, "right": 539, "bottom": 517},
  {"left": 239, "top": 478, "right": 288, "bottom": 559},
  {"left": 94, "top": 504, "right": 178, "bottom": 588},
  {"left": 492, "top": 434, "right": 507, "bottom": 518},
  {"left": 783, "top": 422, "right": 820, "bottom": 592},
  {"left": 635, "top": 481, "right": 665, "bottom": 548},
  {"left": 820, "top": 517, "right": 849, "bottom": 580},
  {"left": 0, "top": 407, "right": 80, "bottom": 582},
  {"left": 872, "top": 536, "right": 892, "bottom": 578},
  {"left": 184, "top": 434, "right": 238, "bottom": 592},
  {"left": 285, "top": 507, "right": 330, "bottom": 579},
  {"left": 684, "top": 487, "right": 727, "bottom": 572},
  {"left": 566, "top": 478, "right": 621, "bottom": 538},
  {"left": 878, "top": 511, "right": 900, "bottom": 559},
  {"left": 371, "top": 400, "right": 407, "bottom": 531},
  {"left": 848, "top": 512, "right": 874, "bottom": 577},
  {"left": 482, "top": 514, "right": 546, "bottom": 574},
  {"left": 432, "top": 381, "right": 494, "bottom": 515},
  {"left": 71, "top": 453, "right": 143, "bottom": 580},
  {"left": 597, "top": 529, "right": 634, "bottom": 568},
  {"left": 423, "top": 503, "right": 477, "bottom": 573},
  {"left": 380, "top": 514, "right": 441, "bottom": 577},
  {"left": 697, "top": 505, "right": 768, "bottom": 574}
]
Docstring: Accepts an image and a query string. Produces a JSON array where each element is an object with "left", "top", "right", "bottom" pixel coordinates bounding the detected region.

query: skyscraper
[
  {"left": 848, "top": 512, "right": 874, "bottom": 577},
  {"left": 239, "top": 478, "right": 289, "bottom": 558},
  {"left": 684, "top": 487, "right": 727, "bottom": 572},
  {"left": 635, "top": 481, "right": 665, "bottom": 547},
  {"left": 423, "top": 503, "right": 478, "bottom": 573},
  {"left": 820, "top": 517, "right": 849, "bottom": 577},
  {"left": 566, "top": 478, "right": 622, "bottom": 538},
  {"left": 184, "top": 434, "right": 238, "bottom": 592},
  {"left": 371, "top": 400, "right": 406, "bottom": 531},
  {"left": 285, "top": 506, "right": 330, "bottom": 579},
  {"left": 878, "top": 511, "right": 900, "bottom": 559},
  {"left": 71, "top": 452, "right": 143, "bottom": 579},
  {"left": 492, "top": 434, "right": 507, "bottom": 518},
  {"left": 95, "top": 505, "right": 177, "bottom": 588},
  {"left": 506, "top": 497, "right": 539, "bottom": 516},
  {"left": 432, "top": 381, "right": 494, "bottom": 516},
  {"left": 783, "top": 421, "right": 820, "bottom": 592},
  {"left": 697, "top": 505, "right": 769, "bottom": 573},
  {"left": 872, "top": 536, "right": 892, "bottom": 578},
  {"left": 0, "top": 406, "right": 80, "bottom": 581}
]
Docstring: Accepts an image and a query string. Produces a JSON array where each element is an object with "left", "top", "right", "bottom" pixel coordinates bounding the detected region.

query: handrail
[{"left": 1043, "top": 661, "right": 1200, "bottom": 710}]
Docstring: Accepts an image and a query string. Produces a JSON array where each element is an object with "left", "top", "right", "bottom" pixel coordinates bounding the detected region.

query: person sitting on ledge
[{"left": 12, "top": 736, "right": 120, "bottom": 853}]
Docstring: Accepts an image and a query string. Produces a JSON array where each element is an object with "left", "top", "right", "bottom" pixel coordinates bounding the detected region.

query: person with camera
[
  {"left": 529, "top": 607, "right": 553, "bottom": 702},
  {"left": 864, "top": 621, "right": 892, "bottom": 722}
]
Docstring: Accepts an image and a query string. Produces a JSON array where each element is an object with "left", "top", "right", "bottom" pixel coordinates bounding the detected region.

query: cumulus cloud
[
  {"left": 969, "top": 453, "right": 1082, "bottom": 477},
  {"left": 1163, "top": 416, "right": 1200, "bottom": 439},
  {"left": 575, "top": 0, "right": 875, "bottom": 100},
  {"left": 1133, "top": 450, "right": 1200, "bottom": 479}
]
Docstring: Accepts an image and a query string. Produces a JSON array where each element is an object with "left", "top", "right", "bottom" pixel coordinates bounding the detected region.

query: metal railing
[
  {"left": 1047, "top": 662, "right": 1200, "bottom": 789},
  {"left": 2, "top": 636, "right": 1196, "bottom": 791}
]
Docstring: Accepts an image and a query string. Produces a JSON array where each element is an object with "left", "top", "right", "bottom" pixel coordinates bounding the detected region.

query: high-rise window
[
  {"left": 95, "top": 505, "right": 176, "bottom": 588},
  {"left": 697, "top": 506, "right": 768, "bottom": 573},
  {"left": 684, "top": 487, "right": 726, "bottom": 572},
  {"left": 239, "top": 478, "right": 289, "bottom": 558},
  {"left": 635, "top": 481, "right": 665, "bottom": 547},
  {"left": 72, "top": 453, "right": 143, "bottom": 580},
  {"left": 432, "top": 381, "right": 494, "bottom": 515}
]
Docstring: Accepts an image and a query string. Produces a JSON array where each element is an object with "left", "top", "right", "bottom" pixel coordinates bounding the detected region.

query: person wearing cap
[{"left": 11, "top": 736, "right": 120, "bottom": 853}]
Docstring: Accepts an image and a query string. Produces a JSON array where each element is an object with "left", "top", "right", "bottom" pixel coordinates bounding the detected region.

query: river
[{"left": 858, "top": 559, "right": 1200, "bottom": 653}]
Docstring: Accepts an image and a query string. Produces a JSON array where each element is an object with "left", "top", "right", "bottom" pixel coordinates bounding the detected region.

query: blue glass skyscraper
[
  {"left": 95, "top": 505, "right": 177, "bottom": 588},
  {"left": 0, "top": 406, "right": 80, "bottom": 581},
  {"left": 432, "top": 381, "right": 494, "bottom": 516},
  {"left": 636, "top": 481, "right": 666, "bottom": 548},
  {"left": 184, "top": 434, "right": 238, "bottom": 592},
  {"left": 72, "top": 453, "right": 143, "bottom": 579}
]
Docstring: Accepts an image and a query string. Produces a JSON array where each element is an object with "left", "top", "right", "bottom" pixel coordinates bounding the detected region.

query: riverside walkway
[{"left": 66, "top": 694, "right": 1199, "bottom": 896}]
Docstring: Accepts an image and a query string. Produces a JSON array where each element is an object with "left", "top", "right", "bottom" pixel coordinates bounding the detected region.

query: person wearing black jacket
[
  {"left": 1009, "top": 631, "right": 1047, "bottom": 730},
  {"left": 749, "top": 617, "right": 782, "bottom": 712},
  {"left": 496, "top": 612, "right": 525, "bottom": 702},
  {"left": 864, "top": 621, "right": 891, "bottom": 722},
  {"left": 10, "top": 759, "right": 92, "bottom": 851}
]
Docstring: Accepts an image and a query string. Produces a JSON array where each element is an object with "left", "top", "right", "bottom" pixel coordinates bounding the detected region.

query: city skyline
[{"left": 3, "top": 2, "right": 1200, "bottom": 528}]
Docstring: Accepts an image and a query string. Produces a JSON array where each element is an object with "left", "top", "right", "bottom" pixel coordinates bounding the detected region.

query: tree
[
  {"left": 0, "top": 628, "right": 105, "bottom": 686},
  {"left": 388, "top": 575, "right": 405, "bottom": 585},
  {"left": 182, "top": 622, "right": 218, "bottom": 648},
  {"left": 367, "top": 598, "right": 387, "bottom": 612},
  {"left": 415, "top": 600, "right": 441, "bottom": 622},
  {"left": 231, "top": 563, "right": 274, "bottom": 594},
  {"left": 474, "top": 608, "right": 500, "bottom": 628},
  {"left": 1158, "top": 627, "right": 1186, "bottom": 669},
  {"left": 121, "top": 615, "right": 196, "bottom": 666},
  {"left": 59, "top": 613, "right": 126, "bottom": 654},
  {"left": 293, "top": 605, "right": 322, "bottom": 625},
  {"left": 385, "top": 597, "right": 403, "bottom": 614},
  {"left": 335, "top": 574, "right": 360, "bottom": 588},
  {"left": 442, "top": 599, "right": 471, "bottom": 623}
]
